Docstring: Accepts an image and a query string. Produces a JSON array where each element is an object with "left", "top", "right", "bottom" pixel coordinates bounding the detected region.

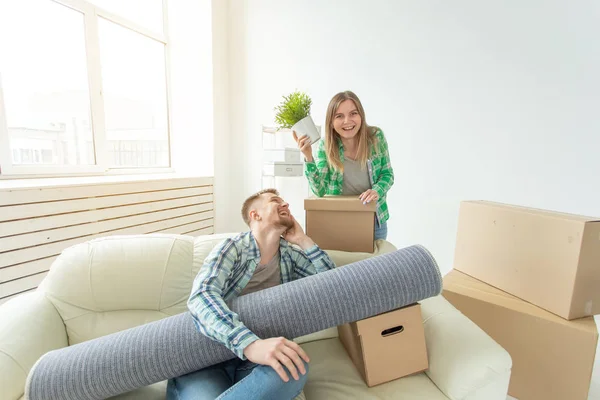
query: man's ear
[{"left": 249, "top": 209, "right": 261, "bottom": 222}]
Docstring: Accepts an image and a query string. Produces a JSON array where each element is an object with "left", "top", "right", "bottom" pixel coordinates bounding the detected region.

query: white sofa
[{"left": 0, "top": 233, "right": 512, "bottom": 400}]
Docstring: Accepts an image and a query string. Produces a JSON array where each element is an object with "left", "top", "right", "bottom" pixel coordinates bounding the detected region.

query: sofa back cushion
[{"left": 40, "top": 233, "right": 234, "bottom": 344}]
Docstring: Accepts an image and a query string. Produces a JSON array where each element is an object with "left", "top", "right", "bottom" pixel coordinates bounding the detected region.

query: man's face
[{"left": 254, "top": 193, "right": 294, "bottom": 230}]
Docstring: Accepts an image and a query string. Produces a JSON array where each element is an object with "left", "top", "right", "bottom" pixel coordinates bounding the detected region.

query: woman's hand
[
  {"left": 293, "top": 131, "right": 314, "bottom": 162},
  {"left": 359, "top": 189, "right": 379, "bottom": 204}
]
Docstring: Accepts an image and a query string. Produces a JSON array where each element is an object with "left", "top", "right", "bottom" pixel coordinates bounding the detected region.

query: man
[{"left": 167, "top": 188, "right": 336, "bottom": 400}]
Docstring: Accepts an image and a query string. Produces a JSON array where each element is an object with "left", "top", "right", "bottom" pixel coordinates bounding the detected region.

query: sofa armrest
[
  {"left": 420, "top": 295, "right": 512, "bottom": 400},
  {"left": 0, "top": 292, "right": 68, "bottom": 400}
]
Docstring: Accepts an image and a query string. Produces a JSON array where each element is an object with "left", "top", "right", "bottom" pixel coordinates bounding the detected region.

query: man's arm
[
  {"left": 282, "top": 217, "right": 336, "bottom": 278},
  {"left": 187, "top": 239, "right": 259, "bottom": 359},
  {"left": 189, "top": 237, "right": 311, "bottom": 382},
  {"left": 290, "top": 242, "right": 336, "bottom": 278}
]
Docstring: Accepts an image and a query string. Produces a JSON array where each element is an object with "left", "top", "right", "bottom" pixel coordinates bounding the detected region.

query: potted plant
[{"left": 274, "top": 90, "right": 321, "bottom": 144}]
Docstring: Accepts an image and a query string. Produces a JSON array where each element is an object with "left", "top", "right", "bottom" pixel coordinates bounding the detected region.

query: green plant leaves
[{"left": 274, "top": 90, "right": 312, "bottom": 130}]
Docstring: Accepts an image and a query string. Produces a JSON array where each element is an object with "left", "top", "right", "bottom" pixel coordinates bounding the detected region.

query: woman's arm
[
  {"left": 371, "top": 130, "right": 394, "bottom": 199},
  {"left": 303, "top": 139, "right": 331, "bottom": 197}
]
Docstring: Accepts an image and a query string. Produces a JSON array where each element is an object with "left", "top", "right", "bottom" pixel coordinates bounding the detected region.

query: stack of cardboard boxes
[
  {"left": 443, "top": 200, "right": 600, "bottom": 400},
  {"left": 304, "top": 196, "right": 429, "bottom": 386}
]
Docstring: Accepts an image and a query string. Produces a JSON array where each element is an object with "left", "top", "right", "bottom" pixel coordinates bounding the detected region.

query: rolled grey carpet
[{"left": 25, "top": 245, "right": 441, "bottom": 400}]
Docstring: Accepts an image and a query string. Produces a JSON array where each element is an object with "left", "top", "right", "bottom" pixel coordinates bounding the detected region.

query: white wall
[
  {"left": 218, "top": 0, "right": 600, "bottom": 274},
  {"left": 168, "top": 0, "right": 214, "bottom": 176},
  {"left": 212, "top": 0, "right": 234, "bottom": 233}
]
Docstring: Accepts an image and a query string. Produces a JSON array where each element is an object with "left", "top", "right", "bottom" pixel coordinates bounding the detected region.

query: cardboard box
[
  {"left": 443, "top": 269, "right": 598, "bottom": 400},
  {"left": 304, "top": 196, "right": 376, "bottom": 252},
  {"left": 454, "top": 200, "right": 600, "bottom": 320},
  {"left": 338, "top": 304, "right": 429, "bottom": 387}
]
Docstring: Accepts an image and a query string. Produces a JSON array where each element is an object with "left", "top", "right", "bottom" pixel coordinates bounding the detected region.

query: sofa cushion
[
  {"left": 301, "top": 338, "right": 449, "bottom": 400},
  {"left": 0, "top": 292, "right": 68, "bottom": 400},
  {"left": 325, "top": 239, "right": 397, "bottom": 267},
  {"left": 39, "top": 234, "right": 237, "bottom": 344},
  {"left": 108, "top": 381, "right": 167, "bottom": 400},
  {"left": 40, "top": 234, "right": 197, "bottom": 344}
]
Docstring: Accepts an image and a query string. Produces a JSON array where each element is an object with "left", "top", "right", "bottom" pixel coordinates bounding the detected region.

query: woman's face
[{"left": 332, "top": 99, "right": 362, "bottom": 140}]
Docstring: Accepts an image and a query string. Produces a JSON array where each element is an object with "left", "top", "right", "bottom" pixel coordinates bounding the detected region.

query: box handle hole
[{"left": 381, "top": 325, "right": 404, "bottom": 337}]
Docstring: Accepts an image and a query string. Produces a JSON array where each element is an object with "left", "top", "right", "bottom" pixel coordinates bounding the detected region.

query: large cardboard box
[
  {"left": 443, "top": 269, "right": 598, "bottom": 400},
  {"left": 454, "top": 200, "right": 600, "bottom": 320},
  {"left": 304, "top": 196, "right": 376, "bottom": 253},
  {"left": 337, "top": 304, "right": 428, "bottom": 387}
]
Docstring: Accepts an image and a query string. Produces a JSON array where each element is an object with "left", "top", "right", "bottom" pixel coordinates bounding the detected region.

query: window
[
  {"left": 98, "top": 17, "right": 169, "bottom": 168},
  {"left": 88, "top": 0, "right": 164, "bottom": 33},
  {"left": 0, "top": 0, "right": 171, "bottom": 176}
]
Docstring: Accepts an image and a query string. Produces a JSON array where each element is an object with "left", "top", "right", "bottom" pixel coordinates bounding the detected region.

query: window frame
[{"left": 0, "top": 0, "right": 173, "bottom": 178}]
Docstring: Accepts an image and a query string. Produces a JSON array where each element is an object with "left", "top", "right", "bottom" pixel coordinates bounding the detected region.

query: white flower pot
[{"left": 291, "top": 115, "right": 321, "bottom": 144}]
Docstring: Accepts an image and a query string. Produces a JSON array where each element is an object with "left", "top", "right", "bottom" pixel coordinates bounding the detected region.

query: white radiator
[{"left": 0, "top": 175, "right": 214, "bottom": 305}]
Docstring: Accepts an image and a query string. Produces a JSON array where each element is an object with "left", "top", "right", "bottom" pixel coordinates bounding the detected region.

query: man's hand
[
  {"left": 282, "top": 215, "right": 315, "bottom": 249},
  {"left": 243, "top": 337, "right": 310, "bottom": 382}
]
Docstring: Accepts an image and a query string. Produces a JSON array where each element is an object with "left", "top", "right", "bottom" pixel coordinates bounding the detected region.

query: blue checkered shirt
[{"left": 188, "top": 231, "right": 336, "bottom": 358}]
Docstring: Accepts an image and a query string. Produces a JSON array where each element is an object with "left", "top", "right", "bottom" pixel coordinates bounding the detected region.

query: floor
[{"left": 506, "top": 315, "right": 600, "bottom": 400}]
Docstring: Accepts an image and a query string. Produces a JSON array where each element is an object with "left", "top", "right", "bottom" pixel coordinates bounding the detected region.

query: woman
[{"left": 294, "top": 90, "right": 394, "bottom": 240}]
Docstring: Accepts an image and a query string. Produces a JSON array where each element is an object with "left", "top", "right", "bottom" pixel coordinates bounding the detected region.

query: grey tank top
[
  {"left": 240, "top": 252, "right": 281, "bottom": 296},
  {"left": 342, "top": 158, "right": 371, "bottom": 195}
]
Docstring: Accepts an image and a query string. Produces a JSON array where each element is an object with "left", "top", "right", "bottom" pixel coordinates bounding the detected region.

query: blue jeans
[
  {"left": 374, "top": 219, "right": 388, "bottom": 241},
  {"left": 166, "top": 358, "right": 308, "bottom": 400}
]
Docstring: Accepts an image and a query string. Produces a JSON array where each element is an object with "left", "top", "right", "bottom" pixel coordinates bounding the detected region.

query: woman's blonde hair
[{"left": 324, "top": 91, "right": 378, "bottom": 172}]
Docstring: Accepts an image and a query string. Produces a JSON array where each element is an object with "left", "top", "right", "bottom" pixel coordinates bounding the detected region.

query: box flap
[
  {"left": 443, "top": 270, "right": 598, "bottom": 334},
  {"left": 355, "top": 304, "right": 420, "bottom": 336},
  {"left": 304, "top": 196, "right": 377, "bottom": 212},
  {"left": 463, "top": 200, "right": 600, "bottom": 223}
]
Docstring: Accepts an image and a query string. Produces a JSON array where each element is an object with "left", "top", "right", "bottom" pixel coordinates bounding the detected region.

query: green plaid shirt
[
  {"left": 304, "top": 128, "right": 394, "bottom": 223},
  {"left": 188, "top": 232, "right": 336, "bottom": 359}
]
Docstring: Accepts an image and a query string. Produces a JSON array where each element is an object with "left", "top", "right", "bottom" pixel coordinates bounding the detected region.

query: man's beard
[{"left": 279, "top": 215, "right": 294, "bottom": 230}]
